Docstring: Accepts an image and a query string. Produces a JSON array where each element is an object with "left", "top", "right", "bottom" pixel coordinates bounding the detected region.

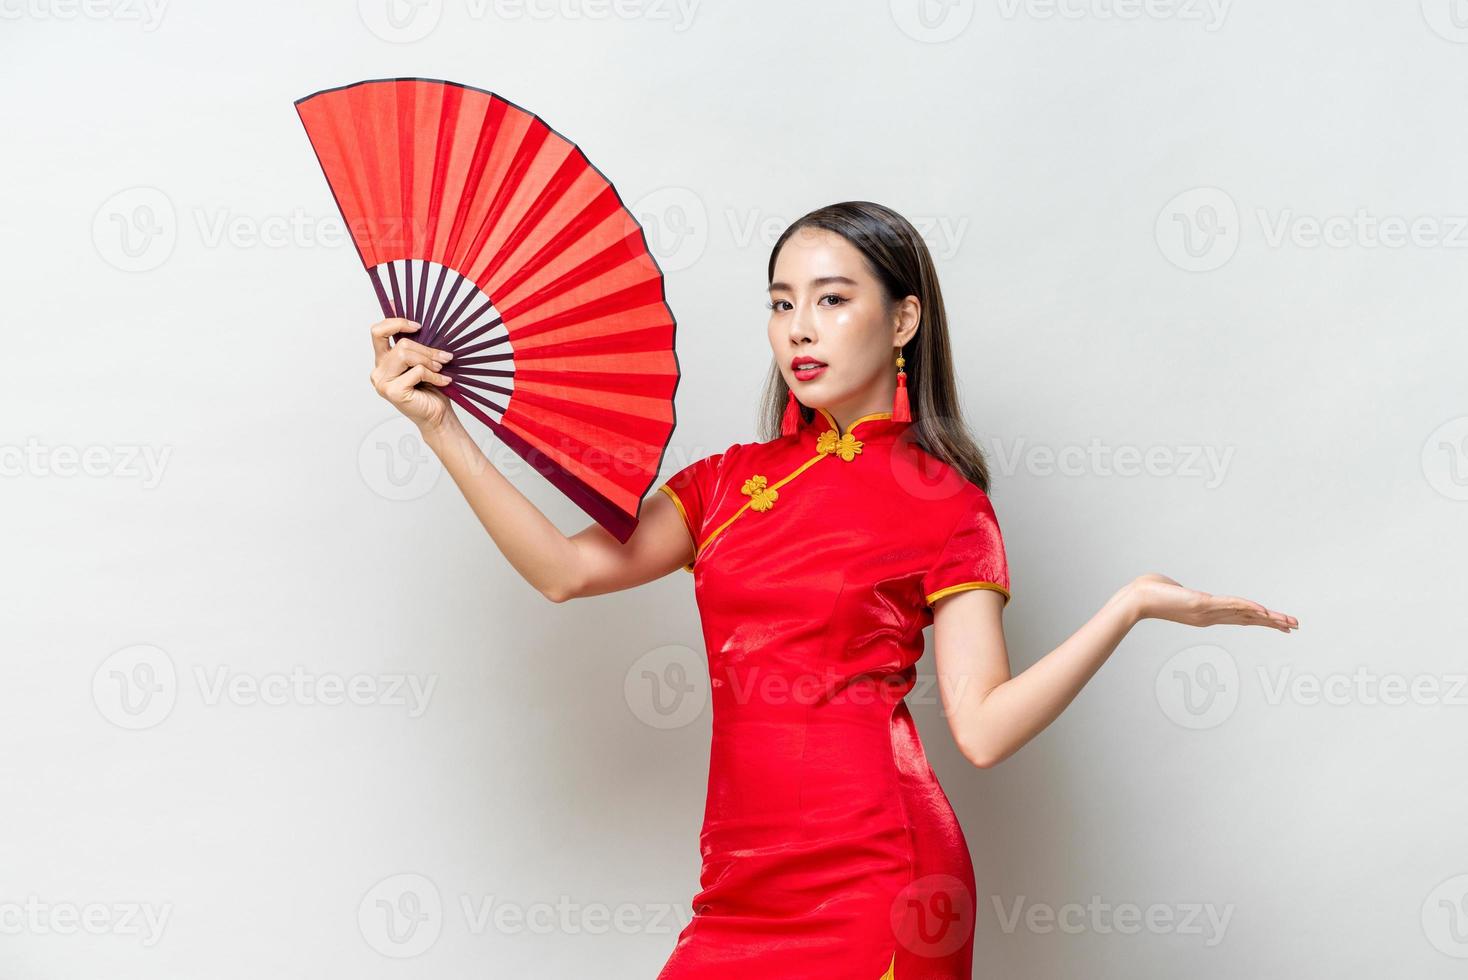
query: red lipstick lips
[{"left": 791, "top": 356, "right": 826, "bottom": 381}]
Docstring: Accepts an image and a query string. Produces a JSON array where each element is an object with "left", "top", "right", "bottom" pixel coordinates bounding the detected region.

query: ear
[{"left": 892, "top": 294, "right": 921, "bottom": 346}]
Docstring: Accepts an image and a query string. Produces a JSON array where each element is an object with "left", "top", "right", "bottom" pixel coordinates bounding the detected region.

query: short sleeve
[
  {"left": 656, "top": 452, "right": 724, "bottom": 572},
  {"left": 922, "top": 491, "right": 1010, "bottom": 608}
]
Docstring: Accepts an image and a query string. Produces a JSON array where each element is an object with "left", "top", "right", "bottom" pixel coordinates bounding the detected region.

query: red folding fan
[{"left": 295, "top": 77, "right": 680, "bottom": 543}]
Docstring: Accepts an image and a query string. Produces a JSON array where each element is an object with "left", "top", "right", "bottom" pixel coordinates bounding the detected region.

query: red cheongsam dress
[{"left": 652, "top": 406, "right": 1010, "bottom": 979}]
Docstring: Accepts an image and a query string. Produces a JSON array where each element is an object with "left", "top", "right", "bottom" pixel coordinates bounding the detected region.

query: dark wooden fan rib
[
  {"left": 425, "top": 274, "right": 482, "bottom": 346},
  {"left": 421, "top": 267, "right": 463, "bottom": 344},
  {"left": 386, "top": 262, "right": 404, "bottom": 318},
  {"left": 451, "top": 383, "right": 508, "bottom": 417},
  {"left": 449, "top": 353, "right": 513, "bottom": 372},
  {"left": 452, "top": 375, "right": 513, "bottom": 399},
  {"left": 366, "top": 266, "right": 392, "bottom": 318},
  {"left": 453, "top": 331, "right": 510, "bottom": 360},
  {"left": 441, "top": 301, "right": 500, "bottom": 350},
  {"left": 447, "top": 366, "right": 513, "bottom": 378}
]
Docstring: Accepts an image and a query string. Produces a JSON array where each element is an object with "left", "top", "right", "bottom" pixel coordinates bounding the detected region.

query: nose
[{"left": 788, "top": 300, "right": 816, "bottom": 345}]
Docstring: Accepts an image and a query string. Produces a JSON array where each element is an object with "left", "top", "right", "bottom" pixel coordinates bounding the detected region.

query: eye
[{"left": 767, "top": 296, "right": 844, "bottom": 311}]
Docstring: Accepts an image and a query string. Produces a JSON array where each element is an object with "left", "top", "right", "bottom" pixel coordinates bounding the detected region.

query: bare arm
[
  {"left": 421, "top": 416, "right": 694, "bottom": 601},
  {"left": 369, "top": 318, "right": 694, "bottom": 603},
  {"left": 931, "top": 574, "right": 1298, "bottom": 768}
]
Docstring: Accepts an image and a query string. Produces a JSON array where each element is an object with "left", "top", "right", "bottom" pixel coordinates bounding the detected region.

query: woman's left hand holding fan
[{"left": 369, "top": 318, "right": 456, "bottom": 431}]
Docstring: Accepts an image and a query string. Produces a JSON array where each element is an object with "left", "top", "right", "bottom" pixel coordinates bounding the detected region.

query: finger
[
  {"left": 372, "top": 318, "right": 420, "bottom": 359},
  {"left": 385, "top": 345, "right": 452, "bottom": 375},
  {"left": 391, "top": 337, "right": 455, "bottom": 363},
  {"left": 1235, "top": 597, "right": 1298, "bottom": 631},
  {"left": 1264, "top": 609, "right": 1299, "bottom": 631},
  {"left": 1216, "top": 596, "right": 1297, "bottom": 632},
  {"left": 386, "top": 364, "right": 429, "bottom": 403}
]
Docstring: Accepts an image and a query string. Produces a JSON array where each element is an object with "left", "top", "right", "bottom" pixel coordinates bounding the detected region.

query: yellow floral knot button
[
  {"left": 816, "top": 429, "right": 863, "bottom": 462},
  {"left": 741, "top": 473, "right": 779, "bottom": 512}
]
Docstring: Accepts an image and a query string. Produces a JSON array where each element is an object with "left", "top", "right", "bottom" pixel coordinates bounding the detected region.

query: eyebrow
[{"left": 767, "top": 275, "right": 859, "bottom": 293}]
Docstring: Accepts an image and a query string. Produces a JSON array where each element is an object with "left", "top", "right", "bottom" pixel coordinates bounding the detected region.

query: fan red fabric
[{"left": 295, "top": 77, "right": 680, "bottom": 542}]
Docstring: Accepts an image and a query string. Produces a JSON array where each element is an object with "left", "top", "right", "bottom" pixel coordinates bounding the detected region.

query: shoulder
[
  {"left": 895, "top": 440, "right": 994, "bottom": 516},
  {"left": 659, "top": 437, "right": 752, "bottom": 489}
]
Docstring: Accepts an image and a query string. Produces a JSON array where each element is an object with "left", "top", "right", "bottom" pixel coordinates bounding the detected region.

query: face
[{"left": 767, "top": 226, "right": 919, "bottom": 426}]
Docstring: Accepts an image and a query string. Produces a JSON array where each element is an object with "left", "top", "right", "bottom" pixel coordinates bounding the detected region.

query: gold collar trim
[{"left": 813, "top": 407, "right": 896, "bottom": 439}]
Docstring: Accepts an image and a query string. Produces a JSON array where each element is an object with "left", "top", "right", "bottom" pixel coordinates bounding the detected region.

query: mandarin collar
[{"left": 801, "top": 406, "right": 911, "bottom": 442}]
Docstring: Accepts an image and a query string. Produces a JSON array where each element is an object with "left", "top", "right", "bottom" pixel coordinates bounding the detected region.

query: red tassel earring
[
  {"left": 892, "top": 351, "right": 911, "bottom": 422},
  {"left": 781, "top": 388, "right": 802, "bottom": 436}
]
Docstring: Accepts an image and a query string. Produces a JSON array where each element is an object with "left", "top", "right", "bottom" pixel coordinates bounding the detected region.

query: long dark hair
[{"left": 758, "top": 201, "right": 994, "bottom": 493}]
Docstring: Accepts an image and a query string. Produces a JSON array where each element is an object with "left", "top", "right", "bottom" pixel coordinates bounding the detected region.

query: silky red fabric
[{"left": 655, "top": 408, "right": 1009, "bottom": 978}]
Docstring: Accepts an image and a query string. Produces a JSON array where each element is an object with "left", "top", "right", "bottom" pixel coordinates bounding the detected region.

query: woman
[{"left": 367, "top": 201, "right": 1297, "bottom": 978}]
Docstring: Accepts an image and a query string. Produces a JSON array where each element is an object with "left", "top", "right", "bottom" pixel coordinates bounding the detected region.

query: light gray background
[{"left": 3, "top": 1, "right": 1464, "bottom": 977}]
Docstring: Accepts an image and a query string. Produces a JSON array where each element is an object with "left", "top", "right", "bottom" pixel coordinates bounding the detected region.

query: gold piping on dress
[
  {"left": 926, "top": 580, "right": 1011, "bottom": 607},
  {"left": 668, "top": 409, "right": 900, "bottom": 572},
  {"left": 657, "top": 483, "right": 699, "bottom": 572}
]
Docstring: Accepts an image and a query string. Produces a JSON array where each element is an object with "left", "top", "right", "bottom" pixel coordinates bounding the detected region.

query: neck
[
  {"left": 807, "top": 405, "right": 903, "bottom": 439},
  {"left": 818, "top": 394, "right": 899, "bottom": 437}
]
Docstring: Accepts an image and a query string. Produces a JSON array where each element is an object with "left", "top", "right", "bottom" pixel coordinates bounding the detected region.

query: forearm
[
  {"left": 420, "top": 416, "right": 580, "bottom": 601},
  {"left": 953, "top": 587, "right": 1140, "bottom": 767}
]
